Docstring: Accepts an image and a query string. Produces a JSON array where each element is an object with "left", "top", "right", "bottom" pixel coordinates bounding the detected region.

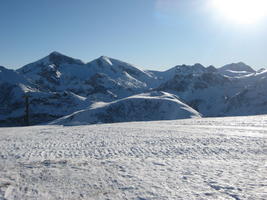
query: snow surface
[{"left": 0, "top": 115, "right": 266, "bottom": 199}]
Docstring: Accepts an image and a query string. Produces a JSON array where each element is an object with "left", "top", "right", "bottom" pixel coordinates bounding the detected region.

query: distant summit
[
  {"left": 18, "top": 51, "right": 84, "bottom": 74},
  {"left": 218, "top": 62, "right": 255, "bottom": 77},
  {"left": 47, "top": 51, "right": 84, "bottom": 65}
]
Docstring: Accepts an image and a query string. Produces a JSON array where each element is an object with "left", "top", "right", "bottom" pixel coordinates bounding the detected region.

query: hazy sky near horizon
[{"left": 0, "top": 0, "right": 266, "bottom": 70}]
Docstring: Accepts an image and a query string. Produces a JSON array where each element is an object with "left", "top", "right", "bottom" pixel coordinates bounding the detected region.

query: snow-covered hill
[
  {"left": 0, "top": 115, "right": 266, "bottom": 199},
  {"left": 51, "top": 91, "right": 201, "bottom": 125}
]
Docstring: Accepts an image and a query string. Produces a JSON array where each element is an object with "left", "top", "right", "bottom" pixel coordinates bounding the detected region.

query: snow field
[{"left": 0, "top": 115, "right": 266, "bottom": 199}]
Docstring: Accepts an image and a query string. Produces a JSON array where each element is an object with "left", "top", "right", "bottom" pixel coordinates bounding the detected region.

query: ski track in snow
[{"left": 0, "top": 115, "right": 266, "bottom": 199}]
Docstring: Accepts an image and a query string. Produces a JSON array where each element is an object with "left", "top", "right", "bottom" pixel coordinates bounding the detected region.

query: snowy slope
[
  {"left": 0, "top": 115, "right": 266, "bottom": 199},
  {"left": 51, "top": 91, "right": 201, "bottom": 125}
]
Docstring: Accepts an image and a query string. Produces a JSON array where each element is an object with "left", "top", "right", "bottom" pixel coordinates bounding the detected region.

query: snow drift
[{"left": 51, "top": 91, "right": 201, "bottom": 125}]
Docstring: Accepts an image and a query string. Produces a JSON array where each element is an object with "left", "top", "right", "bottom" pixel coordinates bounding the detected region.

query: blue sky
[{"left": 0, "top": 0, "right": 266, "bottom": 70}]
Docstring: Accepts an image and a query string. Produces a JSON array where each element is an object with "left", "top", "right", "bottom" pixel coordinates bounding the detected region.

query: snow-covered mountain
[
  {"left": 0, "top": 66, "right": 36, "bottom": 125},
  {"left": 152, "top": 62, "right": 267, "bottom": 117},
  {"left": 0, "top": 65, "right": 87, "bottom": 126},
  {"left": 1, "top": 52, "right": 160, "bottom": 126},
  {"left": 51, "top": 91, "right": 201, "bottom": 125},
  {"left": 218, "top": 62, "right": 256, "bottom": 78},
  {"left": 223, "top": 71, "right": 267, "bottom": 116},
  {"left": 18, "top": 52, "right": 155, "bottom": 99},
  {"left": 154, "top": 64, "right": 240, "bottom": 116},
  {"left": 1, "top": 52, "right": 267, "bottom": 126}
]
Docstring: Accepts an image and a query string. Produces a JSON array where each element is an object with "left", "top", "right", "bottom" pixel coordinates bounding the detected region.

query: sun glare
[{"left": 211, "top": 0, "right": 267, "bottom": 24}]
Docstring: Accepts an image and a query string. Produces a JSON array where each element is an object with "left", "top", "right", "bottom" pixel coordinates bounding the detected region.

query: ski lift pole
[{"left": 24, "top": 93, "right": 30, "bottom": 126}]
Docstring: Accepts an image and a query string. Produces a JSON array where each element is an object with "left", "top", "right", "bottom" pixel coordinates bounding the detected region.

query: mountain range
[{"left": 0, "top": 51, "right": 266, "bottom": 126}]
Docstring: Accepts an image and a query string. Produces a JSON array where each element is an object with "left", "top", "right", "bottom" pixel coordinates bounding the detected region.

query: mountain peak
[
  {"left": 17, "top": 52, "right": 84, "bottom": 75},
  {"left": 99, "top": 55, "right": 109, "bottom": 59},
  {"left": 172, "top": 63, "right": 206, "bottom": 76},
  {"left": 218, "top": 62, "right": 255, "bottom": 77},
  {"left": 236, "top": 61, "right": 246, "bottom": 65},
  {"left": 92, "top": 55, "right": 114, "bottom": 66},
  {"left": 193, "top": 63, "right": 205, "bottom": 68},
  {"left": 206, "top": 65, "right": 217, "bottom": 73},
  {"left": 47, "top": 51, "right": 84, "bottom": 65},
  {"left": 220, "top": 62, "right": 255, "bottom": 73},
  {"left": 48, "top": 51, "right": 64, "bottom": 57}
]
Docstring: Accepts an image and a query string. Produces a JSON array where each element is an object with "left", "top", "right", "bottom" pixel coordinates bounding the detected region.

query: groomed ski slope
[{"left": 0, "top": 115, "right": 266, "bottom": 199}]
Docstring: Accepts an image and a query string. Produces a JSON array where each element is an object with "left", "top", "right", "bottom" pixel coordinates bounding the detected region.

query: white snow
[{"left": 0, "top": 115, "right": 266, "bottom": 199}]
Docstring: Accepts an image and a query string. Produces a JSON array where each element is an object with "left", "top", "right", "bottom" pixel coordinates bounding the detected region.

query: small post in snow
[{"left": 24, "top": 93, "right": 30, "bottom": 126}]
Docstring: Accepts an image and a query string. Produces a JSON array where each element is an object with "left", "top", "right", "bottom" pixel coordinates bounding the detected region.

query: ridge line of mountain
[{"left": 0, "top": 51, "right": 266, "bottom": 126}]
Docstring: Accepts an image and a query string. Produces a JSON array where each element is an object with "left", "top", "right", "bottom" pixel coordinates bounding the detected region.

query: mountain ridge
[{"left": 0, "top": 51, "right": 266, "bottom": 126}]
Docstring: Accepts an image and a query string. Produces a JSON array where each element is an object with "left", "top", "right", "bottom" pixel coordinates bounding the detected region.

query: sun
[{"left": 211, "top": 0, "right": 267, "bottom": 24}]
